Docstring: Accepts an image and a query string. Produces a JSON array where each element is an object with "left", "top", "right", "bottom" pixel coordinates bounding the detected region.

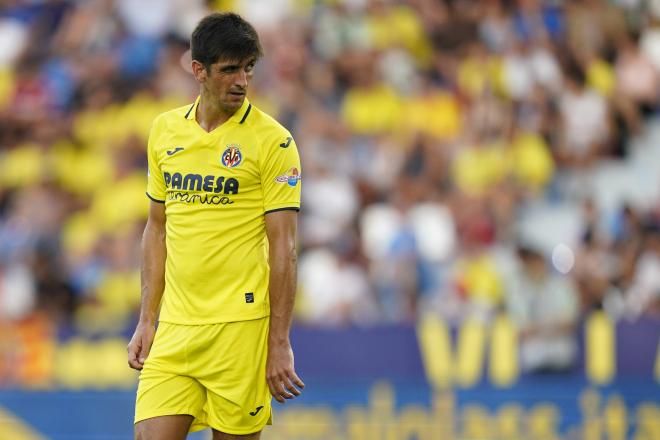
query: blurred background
[{"left": 0, "top": 0, "right": 659, "bottom": 438}]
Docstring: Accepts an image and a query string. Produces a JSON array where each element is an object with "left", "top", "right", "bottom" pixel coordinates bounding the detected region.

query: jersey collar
[{"left": 184, "top": 96, "right": 252, "bottom": 125}]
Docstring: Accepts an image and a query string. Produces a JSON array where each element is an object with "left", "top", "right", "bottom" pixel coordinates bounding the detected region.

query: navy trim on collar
[
  {"left": 239, "top": 104, "right": 252, "bottom": 124},
  {"left": 184, "top": 101, "right": 196, "bottom": 119}
]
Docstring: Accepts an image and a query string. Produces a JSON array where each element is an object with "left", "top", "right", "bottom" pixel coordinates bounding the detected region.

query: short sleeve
[
  {"left": 146, "top": 119, "right": 166, "bottom": 203},
  {"left": 260, "top": 133, "right": 301, "bottom": 213}
]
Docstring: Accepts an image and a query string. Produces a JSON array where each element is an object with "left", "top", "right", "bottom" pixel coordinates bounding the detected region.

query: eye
[{"left": 245, "top": 63, "right": 255, "bottom": 73}]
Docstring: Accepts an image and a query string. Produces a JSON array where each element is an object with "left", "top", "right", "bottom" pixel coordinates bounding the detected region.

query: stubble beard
[{"left": 221, "top": 92, "right": 245, "bottom": 115}]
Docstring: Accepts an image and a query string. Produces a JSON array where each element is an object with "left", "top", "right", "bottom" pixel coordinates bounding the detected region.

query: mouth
[{"left": 229, "top": 91, "right": 246, "bottom": 98}]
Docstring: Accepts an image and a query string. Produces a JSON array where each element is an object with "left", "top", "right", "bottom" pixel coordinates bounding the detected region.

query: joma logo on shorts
[{"left": 249, "top": 406, "right": 264, "bottom": 416}]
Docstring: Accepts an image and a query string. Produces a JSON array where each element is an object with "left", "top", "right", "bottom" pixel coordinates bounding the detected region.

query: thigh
[
  {"left": 190, "top": 317, "right": 272, "bottom": 436},
  {"left": 212, "top": 429, "right": 261, "bottom": 439},
  {"left": 135, "top": 415, "right": 194, "bottom": 440},
  {"left": 135, "top": 369, "right": 207, "bottom": 425},
  {"left": 135, "top": 323, "right": 208, "bottom": 429}
]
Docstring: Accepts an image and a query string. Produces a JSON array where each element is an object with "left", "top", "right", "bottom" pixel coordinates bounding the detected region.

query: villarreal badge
[{"left": 221, "top": 144, "right": 242, "bottom": 168}]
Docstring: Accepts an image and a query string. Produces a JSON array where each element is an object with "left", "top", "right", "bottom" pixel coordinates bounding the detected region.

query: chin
[{"left": 223, "top": 98, "right": 244, "bottom": 113}]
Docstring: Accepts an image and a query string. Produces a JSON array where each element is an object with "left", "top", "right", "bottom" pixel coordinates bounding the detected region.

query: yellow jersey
[{"left": 146, "top": 97, "right": 301, "bottom": 324}]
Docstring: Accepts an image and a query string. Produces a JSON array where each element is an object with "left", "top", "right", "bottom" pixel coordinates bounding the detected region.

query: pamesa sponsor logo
[{"left": 163, "top": 171, "right": 239, "bottom": 205}]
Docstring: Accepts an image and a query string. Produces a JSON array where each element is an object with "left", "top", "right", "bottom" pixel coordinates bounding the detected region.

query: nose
[{"left": 234, "top": 69, "right": 248, "bottom": 88}]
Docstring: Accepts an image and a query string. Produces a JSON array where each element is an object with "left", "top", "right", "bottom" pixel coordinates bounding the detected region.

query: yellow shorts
[{"left": 134, "top": 317, "right": 272, "bottom": 435}]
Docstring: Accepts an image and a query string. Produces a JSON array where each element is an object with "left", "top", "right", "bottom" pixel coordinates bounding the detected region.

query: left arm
[{"left": 265, "top": 209, "right": 305, "bottom": 403}]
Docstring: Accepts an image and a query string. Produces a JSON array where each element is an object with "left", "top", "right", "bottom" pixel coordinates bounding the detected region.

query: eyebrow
[
  {"left": 220, "top": 64, "right": 241, "bottom": 71},
  {"left": 219, "top": 59, "right": 257, "bottom": 71}
]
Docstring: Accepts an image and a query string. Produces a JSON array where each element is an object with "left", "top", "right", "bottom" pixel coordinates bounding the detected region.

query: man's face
[{"left": 198, "top": 57, "right": 257, "bottom": 113}]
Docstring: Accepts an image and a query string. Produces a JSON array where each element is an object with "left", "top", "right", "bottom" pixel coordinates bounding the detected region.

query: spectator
[
  {"left": 557, "top": 64, "right": 611, "bottom": 167},
  {"left": 614, "top": 33, "right": 659, "bottom": 114},
  {"left": 0, "top": 0, "right": 658, "bottom": 342},
  {"left": 298, "top": 247, "right": 378, "bottom": 326},
  {"left": 506, "top": 246, "right": 579, "bottom": 373},
  {"left": 624, "top": 228, "right": 660, "bottom": 317}
]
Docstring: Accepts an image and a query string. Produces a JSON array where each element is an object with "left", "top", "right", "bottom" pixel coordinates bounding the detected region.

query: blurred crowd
[{"left": 1, "top": 0, "right": 660, "bottom": 372}]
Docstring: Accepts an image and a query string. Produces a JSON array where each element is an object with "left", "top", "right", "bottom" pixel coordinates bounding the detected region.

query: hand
[
  {"left": 127, "top": 322, "right": 156, "bottom": 370},
  {"left": 266, "top": 341, "right": 305, "bottom": 403}
]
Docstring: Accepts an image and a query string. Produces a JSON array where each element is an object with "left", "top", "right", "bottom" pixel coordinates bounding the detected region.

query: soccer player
[{"left": 127, "top": 12, "right": 304, "bottom": 440}]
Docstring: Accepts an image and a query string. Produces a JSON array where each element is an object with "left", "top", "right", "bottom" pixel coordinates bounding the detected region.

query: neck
[{"left": 195, "top": 93, "right": 234, "bottom": 132}]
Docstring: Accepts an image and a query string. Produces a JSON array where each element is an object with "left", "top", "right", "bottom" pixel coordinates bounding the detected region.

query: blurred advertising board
[{"left": 0, "top": 312, "right": 658, "bottom": 439}]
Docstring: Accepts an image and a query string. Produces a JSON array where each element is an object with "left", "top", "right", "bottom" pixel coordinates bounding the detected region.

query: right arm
[{"left": 127, "top": 200, "right": 166, "bottom": 370}]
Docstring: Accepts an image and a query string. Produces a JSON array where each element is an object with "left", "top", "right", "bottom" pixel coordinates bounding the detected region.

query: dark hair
[{"left": 191, "top": 12, "right": 263, "bottom": 69}]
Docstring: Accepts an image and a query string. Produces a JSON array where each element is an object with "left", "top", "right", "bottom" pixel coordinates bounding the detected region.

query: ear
[{"left": 191, "top": 60, "right": 208, "bottom": 83}]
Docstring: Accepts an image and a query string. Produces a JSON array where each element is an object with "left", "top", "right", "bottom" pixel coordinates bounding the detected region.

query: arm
[
  {"left": 265, "top": 210, "right": 305, "bottom": 403},
  {"left": 127, "top": 200, "right": 167, "bottom": 370}
]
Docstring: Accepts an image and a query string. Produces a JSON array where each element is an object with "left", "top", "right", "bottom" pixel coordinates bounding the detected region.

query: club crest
[{"left": 221, "top": 144, "right": 243, "bottom": 168}]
